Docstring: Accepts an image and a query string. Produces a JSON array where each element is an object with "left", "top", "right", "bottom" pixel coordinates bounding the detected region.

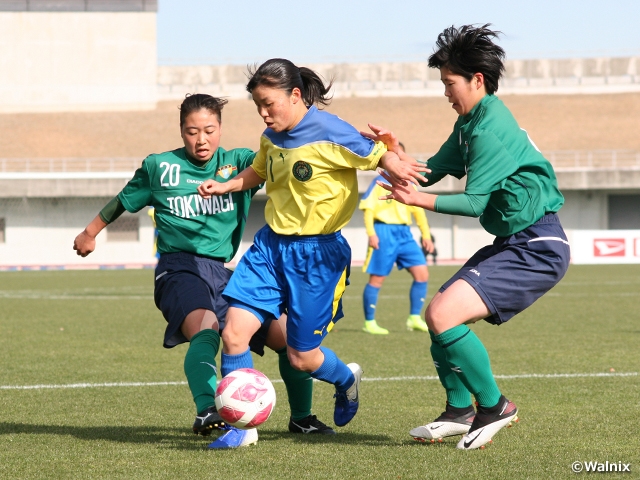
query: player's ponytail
[{"left": 246, "top": 58, "right": 333, "bottom": 107}]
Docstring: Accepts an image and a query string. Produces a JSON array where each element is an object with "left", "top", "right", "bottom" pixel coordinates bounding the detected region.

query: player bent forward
[{"left": 368, "top": 25, "right": 570, "bottom": 450}]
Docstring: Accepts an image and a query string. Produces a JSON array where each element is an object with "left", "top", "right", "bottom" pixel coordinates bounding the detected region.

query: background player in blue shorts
[
  {"left": 198, "top": 58, "right": 427, "bottom": 441},
  {"left": 369, "top": 25, "right": 570, "bottom": 450},
  {"left": 73, "top": 93, "right": 334, "bottom": 450},
  {"left": 359, "top": 142, "right": 435, "bottom": 335}
]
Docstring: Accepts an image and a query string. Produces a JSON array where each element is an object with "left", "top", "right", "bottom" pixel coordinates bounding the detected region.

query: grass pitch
[{"left": 0, "top": 265, "right": 638, "bottom": 479}]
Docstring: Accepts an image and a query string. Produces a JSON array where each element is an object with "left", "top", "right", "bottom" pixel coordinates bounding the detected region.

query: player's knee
[
  {"left": 413, "top": 271, "right": 429, "bottom": 283},
  {"left": 425, "top": 303, "right": 444, "bottom": 333},
  {"left": 286, "top": 349, "right": 319, "bottom": 372},
  {"left": 286, "top": 353, "right": 309, "bottom": 372},
  {"left": 220, "top": 325, "right": 247, "bottom": 352}
]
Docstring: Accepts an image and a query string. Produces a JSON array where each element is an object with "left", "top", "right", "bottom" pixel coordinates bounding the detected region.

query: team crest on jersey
[
  {"left": 216, "top": 164, "right": 237, "bottom": 179},
  {"left": 292, "top": 161, "right": 312, "bottom": 182}
]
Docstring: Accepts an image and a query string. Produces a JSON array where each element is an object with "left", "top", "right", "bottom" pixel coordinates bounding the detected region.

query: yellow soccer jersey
[
  {"left": 359, "top": 175, "right": 431, "bottom": 239},
  {"left": 252, "top": 106, "right": 386, "bottom": 235}
]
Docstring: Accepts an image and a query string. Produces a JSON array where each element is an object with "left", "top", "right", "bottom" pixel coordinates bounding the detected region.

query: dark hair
[
  {"left": 179, "top": 94, "right": 229, "bottom": 127},
  {"left": 246, "top": 58, "right": 333, "bottom": 107},
  {"left": 398, "top": 141, "right": 406, "bottom": 152},
  {"left": 428, "top": 24, "right": 505, "bottom": 95}
]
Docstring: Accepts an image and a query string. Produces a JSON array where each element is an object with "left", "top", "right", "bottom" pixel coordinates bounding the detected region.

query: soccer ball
[{"left": 215, "top": 368, "right": 276, "bottom": 429}]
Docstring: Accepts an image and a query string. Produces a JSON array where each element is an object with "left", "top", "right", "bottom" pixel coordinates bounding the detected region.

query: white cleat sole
[{"left": 410, "top": 421, "right": 472, "bottom": 442}]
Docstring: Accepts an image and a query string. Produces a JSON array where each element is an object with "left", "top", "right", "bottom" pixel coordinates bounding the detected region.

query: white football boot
[
  {"left": 456, "top": 396, "right": 518, "bottom": 450},
  {"left": 410, "top": 403, "right": 475, "bottom": 443}
]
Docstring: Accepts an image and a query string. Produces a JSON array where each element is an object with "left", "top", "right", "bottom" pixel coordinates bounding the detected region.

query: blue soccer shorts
[
  {"left": 440, "top": 213, "right": 570, "bottom": 325},
  {"left": 154, "top": 252, "right": 271, "bottom": 354},
  {"left": 363, "top": 223, "right": 426, "bottom": 276},
  {"left": 223, "top": 225, "right": 351, "bottom": 352}
]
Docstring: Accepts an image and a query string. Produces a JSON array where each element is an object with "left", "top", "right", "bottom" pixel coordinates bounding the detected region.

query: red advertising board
[{"left": 593, "top": 238, "right": 626, "bottom": 257}]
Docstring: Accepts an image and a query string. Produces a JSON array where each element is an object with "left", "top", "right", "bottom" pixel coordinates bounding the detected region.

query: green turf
[{"left": 0, "top": 266, "right": 638, "bottom": 479}]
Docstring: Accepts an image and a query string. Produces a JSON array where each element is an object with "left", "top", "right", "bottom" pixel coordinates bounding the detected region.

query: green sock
[
  {"left": 184, "top": 329, "right": 220, "bottom": 414},
  {"left": 435, "top": 325, "right": 502, "bottom": 407},
  {"left": 277, "top": 347, "right": 313, "bottom": 421},
  {"left": 429, "top": 330, "right": 472, "bottom": 408}
]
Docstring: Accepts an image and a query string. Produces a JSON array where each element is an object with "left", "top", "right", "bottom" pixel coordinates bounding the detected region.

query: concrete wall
[
  {"left": 0, "top": 197, "right": 157, "bottom": 268},
  {"left": 2, "top": 168, "right": 639, "bottom": 267},
  {"left": 158, "top": 56, "right": 640, "bottom": 101},
  {"left": 0, "top": 188, "right": 633, "bottom": 269},
  {"left": 0, "top": 11, "right": 157, "bottom": 113}
]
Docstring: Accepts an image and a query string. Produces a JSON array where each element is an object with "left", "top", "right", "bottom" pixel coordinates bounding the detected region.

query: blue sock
[
  {"left": 221, "top": 348, "right": 253, "bottom": 377},
  {"left": 409, "top": 281, "right": 428, "bottom": 315},
  {"left": 363, "top": 284, "right": 380, "bottom": 320},
  {"left": 310, "top": 347, "right": 354, "bottom": 392}
]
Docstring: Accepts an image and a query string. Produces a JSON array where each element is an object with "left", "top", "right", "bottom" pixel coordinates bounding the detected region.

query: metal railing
[
  {"left": 0, "top": 157, "right": 141, "bottom": 173},
  {"left": 543, "top": 150, "right": 640, "bottom": 169},
  {"left": 1, "top": 150, "right": 639, "bottom": 173}
]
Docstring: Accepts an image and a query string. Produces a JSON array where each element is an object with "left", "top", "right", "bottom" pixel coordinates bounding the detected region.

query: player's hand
[
  {"left": 368, "top": 235, "right": 380, "bottom": 250},
  {"left": 422, "top": 237, "right": 435, "bottom": 254},
  {"left": 361, "top": 124, "right": 401, "bottom": 154},
  {"left": 73, "top": 231, "right": 96, "bottom": 257},
  {"left": 380, "top": 152, "right": 429, "bottom": 186},
  {"left": 198, "top": 179, "right": 228, "bottom": 198},
  {"left": 377, "top": 170, "right": 422, "bottom": 206}
]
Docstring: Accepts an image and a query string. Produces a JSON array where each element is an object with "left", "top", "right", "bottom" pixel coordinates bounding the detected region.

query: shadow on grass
[
  {"left": 0, "top": 422, "right": 399, "bottom": 449},
  {"left": 0, "top": 422, "right": 210, "bottom": 450},
  {"left": 259, "top": 430, "right": 395, "bottom": 446}
]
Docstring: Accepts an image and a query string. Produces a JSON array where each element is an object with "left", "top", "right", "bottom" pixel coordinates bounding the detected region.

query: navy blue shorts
[
  {"left": 154, "top": 252, "right": 271, "bottom": 353},
  {"left": 440, "top": 213, "right": 570, "bottom": 325}
]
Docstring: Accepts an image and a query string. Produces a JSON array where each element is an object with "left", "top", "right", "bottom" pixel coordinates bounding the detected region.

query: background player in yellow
[{"left": 359, "top": 142, "right": 435, "bottom": 335}]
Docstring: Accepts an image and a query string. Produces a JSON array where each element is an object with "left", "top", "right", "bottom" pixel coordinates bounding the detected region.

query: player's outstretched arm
[
  {"left": 73, "top": 215, "right": 108, "bottom": 257},
  {"left": 377, "top": 171, "right": 438, "bottom": 211},
  {"left": 198, "top": 166, "right": 264, "bottom": 199}
]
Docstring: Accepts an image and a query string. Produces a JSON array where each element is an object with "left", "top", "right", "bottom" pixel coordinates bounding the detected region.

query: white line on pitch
[
  {"left": 0, "top": 381, "right": 189, "bottom": 390},
  {"left": 0, "top": 372, "right": 636, "bottom": 391},
  {"left": 0, "top": 294, "right": 151, "bottom": 300}
]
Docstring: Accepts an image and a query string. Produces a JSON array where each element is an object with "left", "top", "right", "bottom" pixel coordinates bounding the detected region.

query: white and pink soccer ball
[{"left": 215, "top": 368, "right": 276, "bottom": 429}]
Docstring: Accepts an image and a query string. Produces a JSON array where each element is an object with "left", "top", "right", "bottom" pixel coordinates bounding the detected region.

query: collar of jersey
[
  {"left": 262, "top": 106, "right": 320, "bottom": 148},
  {"left": 462, "top": 94, "right": 496, "bottom": 123}
]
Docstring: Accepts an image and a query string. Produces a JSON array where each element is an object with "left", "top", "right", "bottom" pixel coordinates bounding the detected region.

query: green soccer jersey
[
  {"left": 118, "top": 147, "right": 257, "bottom": 261},
  {"left": 426, "top": 94, "right": 564, "bottom": 237}
]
